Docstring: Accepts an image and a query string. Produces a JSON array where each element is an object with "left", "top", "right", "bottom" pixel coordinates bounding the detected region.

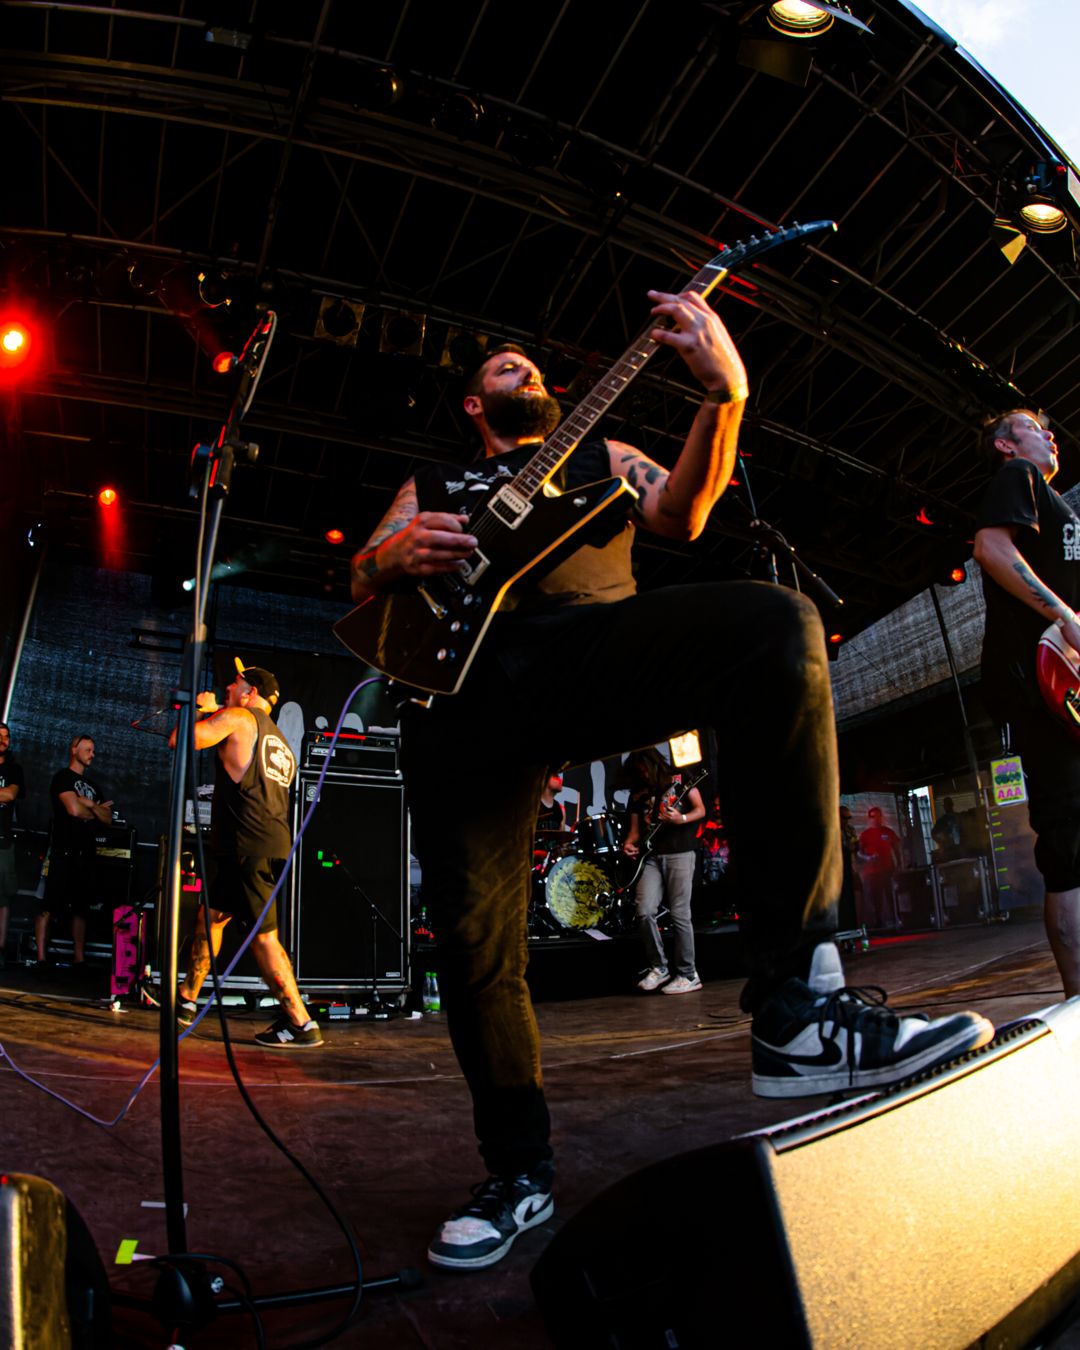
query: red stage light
[
  {"left": 0, "top": 320, "right": 31, "bottom": 369},
  {"left": 828, "top": 632, "right": 844, "bottom": 645},
  {"left": 212, "top": 351, "right": 236, "bottom": 374},
  {"left": 98, "top": 487, "right": 118, "bottom": 507},
  {"left": 948, "top": 566, "right": 966, "bottom": 584},
  {"left": 916, "top": 507, "right": 935, "bottom": 526},
  {"left": 325, "top": 528, "right": 345, "bottom": 545}
]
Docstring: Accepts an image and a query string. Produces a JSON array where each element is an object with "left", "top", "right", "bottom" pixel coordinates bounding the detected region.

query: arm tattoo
[
  {"left": 1012, "top": 559, "right": 1060, "bottom": 611},
  {"left": 619, "top": 452, "right": 668, "bottom": 519}
]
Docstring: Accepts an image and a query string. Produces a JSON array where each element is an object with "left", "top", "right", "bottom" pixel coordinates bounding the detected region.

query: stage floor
[{"left": 0, "top": 915, "right": 1063, "bottom": 1348}]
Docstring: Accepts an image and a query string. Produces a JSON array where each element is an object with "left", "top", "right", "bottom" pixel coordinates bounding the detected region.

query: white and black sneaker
[
  {"left": 253, "top": 1014, "right": 323, "bottom": 1049},
  {"left": 751, "top": 942, "right": 993, "bottom": 1098},
  {"left": 427, "top": 1162, "right": 555, "bottom": 1270}
]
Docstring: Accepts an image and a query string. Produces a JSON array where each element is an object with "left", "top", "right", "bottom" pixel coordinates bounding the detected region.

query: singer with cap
[{"left": 170, "top": 657, "right": 320, "bottom": 1048}]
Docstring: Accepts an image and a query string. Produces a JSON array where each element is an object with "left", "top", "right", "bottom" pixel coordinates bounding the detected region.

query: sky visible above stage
[{"left": 914, "top": 0, "right": 1080, "bottom": 162}]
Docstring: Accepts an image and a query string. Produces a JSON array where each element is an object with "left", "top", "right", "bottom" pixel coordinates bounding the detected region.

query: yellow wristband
[{"left": 703, "top": 385, "right": 748, "bottom": 405}]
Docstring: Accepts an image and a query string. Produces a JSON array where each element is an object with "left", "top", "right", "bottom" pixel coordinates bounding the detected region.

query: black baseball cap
[{"left": 233, "top": 657, "right": 280, "bottom": 706}]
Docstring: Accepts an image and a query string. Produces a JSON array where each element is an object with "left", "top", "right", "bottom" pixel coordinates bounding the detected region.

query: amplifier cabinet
[{"left": 286, "top": 770, "right": 410, "bottom": 993}]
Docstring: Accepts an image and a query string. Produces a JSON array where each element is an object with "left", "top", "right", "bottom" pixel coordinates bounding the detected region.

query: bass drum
[{"left": 544, "top": 854, "right": 617, "bottom": 930}]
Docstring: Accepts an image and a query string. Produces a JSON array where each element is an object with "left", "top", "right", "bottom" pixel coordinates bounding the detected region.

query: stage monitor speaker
[
  {"left": 0, "top": 1173, "right": 110, "bottom": 1348},
  {"left": 288, "top": 771, "right": 409, "bottom": 992},
  {"left": 532, "top": 1000, "right": 1080, "bottom": 1349}
]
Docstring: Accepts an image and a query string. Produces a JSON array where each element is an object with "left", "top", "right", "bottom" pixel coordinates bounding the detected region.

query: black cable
[{"left": 183, "top": 704, "right": 365, "bottom": 1348}]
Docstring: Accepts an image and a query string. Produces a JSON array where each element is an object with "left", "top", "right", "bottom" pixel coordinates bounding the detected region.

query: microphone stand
[
  {"left": 734, "top": 449, "right": 844, "bottom": 614},
  {"left": 154, "top": 312, "right": 274, "bottom": 1330},
  {"left": 328, "top": 852, "right": 404, "bottom": 1020}
]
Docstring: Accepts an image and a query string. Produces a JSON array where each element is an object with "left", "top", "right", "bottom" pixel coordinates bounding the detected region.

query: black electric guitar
[
  {"left": 614, "top": 767, "right": 708, "bottom": 894},
  {"left": 334, "top": 220, "right": 837, "bottom": 695}
]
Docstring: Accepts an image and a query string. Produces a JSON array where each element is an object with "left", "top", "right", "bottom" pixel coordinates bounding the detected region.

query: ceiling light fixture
[
  {"left": 1019, "top": 202, "right": 1068, "bottom": 234},
  {"left": 767, "top": 1, "right": 834, "bottom": 37}
]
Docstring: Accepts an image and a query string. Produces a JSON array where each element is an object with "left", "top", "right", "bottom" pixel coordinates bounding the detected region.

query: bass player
[{"left": 974, "top": 408, "right": 1080, "bottom": 996}]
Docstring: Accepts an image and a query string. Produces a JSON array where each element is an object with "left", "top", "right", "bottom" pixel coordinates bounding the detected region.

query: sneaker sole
[
  {"left": 426, "top": 1194, "right": 554, "bottom": 1270},
  {"left": 661, "top": 983, "right": 702, "bottom": 995},
  {"left": 751, "top": 1016, "right": 994, "bottom": 1098},
  {"left": 253, "top": 1035, "right": 324, "bottom": 1049}
]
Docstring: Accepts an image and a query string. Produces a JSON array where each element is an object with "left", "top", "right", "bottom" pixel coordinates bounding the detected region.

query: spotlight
[
  {"left": 196, "top": 270, "right": 232, "bottom": 308},
  {"left": 939, "top": 563, "right": 969, "bottom": 587},
  {"left": 212, "top": 351, "right": 236, "bottom": 374},
  {"left": 325, "top": 528, "right": 345, "bottom": 545},
  {"left": 827, "top": 630, "right": 844, "bottom": 661},
  {"left": 431, "top": 92, "right": 484, "bottom": 138},
  {"left": 0, "top": 318, "right": 32, "bottom": 371},
  {"left": 1019, "top": 202, "right": 1068, "bottom": 234},
  {"left": 97, "top": 487, "right": 118, "bottom": 508},
  {"left": 315, "top": 297, "right": 364, "bottom": 346},
  {"left": 767, "top": 1, "right": 834, "bottom": 37},
  {"left": 182, "top": 578, "right": 195, "bottom": 592},
  {"left": 439, "top": 327, "right": 488, "bottom": 374},
  {"left": 379, "top": 310, "right": 426, "bottom": 356}
]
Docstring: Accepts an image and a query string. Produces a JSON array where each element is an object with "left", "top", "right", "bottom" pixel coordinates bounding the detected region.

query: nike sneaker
[
  {"left": 751, "top": 942, "right": 993, "bottom": 1098},
  {"left": 427, "top": 1162, "right": 554, "bottom": 1270}
]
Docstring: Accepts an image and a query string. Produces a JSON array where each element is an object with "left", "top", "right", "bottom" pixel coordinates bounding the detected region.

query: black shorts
[
  {"left": 205, "top": 855, "right": 282, "bottom": 935},
  {"left": 40, "top": 849, "right": 96, "bottom": 920}
]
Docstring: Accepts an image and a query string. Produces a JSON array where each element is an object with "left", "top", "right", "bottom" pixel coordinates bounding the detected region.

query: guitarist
[
  {"left": 621, "top": 747, "right": 705, "bottom": 994},
  {"left": 974, "top": 408, "right": 1080, "bottom": 997},
  {"left": 350, "top": 286, "right": 992, "bottom": 1274}
]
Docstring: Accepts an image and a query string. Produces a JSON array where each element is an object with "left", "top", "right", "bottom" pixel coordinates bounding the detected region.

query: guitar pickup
[{"left": 488, "top": 484, "right": 533, "bottom": 530}]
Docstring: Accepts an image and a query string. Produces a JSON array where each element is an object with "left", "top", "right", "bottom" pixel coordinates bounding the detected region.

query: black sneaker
[
  {"left": 253, "top": 1014, "right": 323, "bottom": 1049},
  {"left": 427, "top": 1162, "right": 555, "bottom": 1271},
  {"left": 751, "top": 942, "right": 993, "bottom": 1098}
]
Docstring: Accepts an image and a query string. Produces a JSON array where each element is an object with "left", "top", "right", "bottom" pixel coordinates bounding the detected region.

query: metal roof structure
[{"left": 3, "top": 0, "right": 1079, "bottom": 633}]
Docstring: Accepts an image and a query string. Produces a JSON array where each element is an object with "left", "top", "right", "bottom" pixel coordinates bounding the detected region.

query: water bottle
[{"left": 422, "top": 971, "right": 441, "bottom": 1014}]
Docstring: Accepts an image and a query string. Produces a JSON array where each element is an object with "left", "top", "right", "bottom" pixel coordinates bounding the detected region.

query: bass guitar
[
  {"left": 1037, "top": 621, "right": 1080, "bottom": 742},
  {"left": 334, "top": 220, "right": 836, "bottom": 695},
  {"left": 615, "top": 767, "right": 709, "bottom": 895}
]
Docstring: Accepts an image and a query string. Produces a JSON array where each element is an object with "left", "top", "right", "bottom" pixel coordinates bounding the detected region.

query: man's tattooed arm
[
  {"left": 1012, "top": 557, "right": 1062, "bottom": 611},
  {"left": 617, "top": 451, "right": 671, "bottom": 523},
  {"left": 350, "top": 478, "right": 419, "bottom": 601}
]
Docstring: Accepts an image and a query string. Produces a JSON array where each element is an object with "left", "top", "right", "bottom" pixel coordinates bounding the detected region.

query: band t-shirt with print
[
  {"left": 976, "top": 457, "right": 1080, "bottom": 713},
  {"left": 50, "top": 768, "right": 102, "bottom": 855}
]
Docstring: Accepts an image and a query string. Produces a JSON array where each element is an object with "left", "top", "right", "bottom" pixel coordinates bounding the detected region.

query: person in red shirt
[{"left": 858, "top": 807, "right": 901, "bottom": 930}]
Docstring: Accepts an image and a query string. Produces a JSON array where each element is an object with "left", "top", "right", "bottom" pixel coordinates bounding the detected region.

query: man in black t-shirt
[
  {"left": 348, "top": 290, "right": 991, "bottom": 1273},
  {"left": 0, "top": 723, "right": 25, "bottom": 967},
  {"left": 622, "top": 747, "right": 705, "bottom": 994},
  {"left": 974, "top": 408, "right": 1080, "bottom": 997},
  {"left": 37, "top": 734, "right": 113, "bottom": 968},
  {"left": 170, "top": 660, "right": 319, "bottom": 1049}
]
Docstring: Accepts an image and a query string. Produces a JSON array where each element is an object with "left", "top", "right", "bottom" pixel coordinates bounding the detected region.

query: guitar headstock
[{"left": 696, "top": 219, "right": 837, "bottom": 287}]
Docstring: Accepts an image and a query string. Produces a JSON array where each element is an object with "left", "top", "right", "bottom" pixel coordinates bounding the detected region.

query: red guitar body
[{"left": 1036, "top": 623, "right": 1080, "bottom": 743}]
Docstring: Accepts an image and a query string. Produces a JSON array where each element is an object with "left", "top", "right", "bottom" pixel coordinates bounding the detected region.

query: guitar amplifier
[
  {"left": 301, "top": 730, "right": 400, "bottom": 776},
  {"left": 285, "top": 770, "right": 409, "bottom": 992}
]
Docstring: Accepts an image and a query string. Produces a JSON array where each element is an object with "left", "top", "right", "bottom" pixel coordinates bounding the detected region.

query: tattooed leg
[
  {"left": 250, "top": 930, "right": 309, "bottom": 1025},
  {"left": 180, "top": 909, "right": 230, "bottom": 1000}
]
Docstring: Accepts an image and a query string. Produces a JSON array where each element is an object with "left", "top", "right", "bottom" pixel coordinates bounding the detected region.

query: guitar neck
[{"left": 511, "top": 257, "right": 731, "bottom": 499}]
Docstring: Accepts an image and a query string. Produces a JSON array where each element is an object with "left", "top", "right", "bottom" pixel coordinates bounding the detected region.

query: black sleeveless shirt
[
  {"left": 413, "top": 439, "right": 636, "bottom": 612},
  {"left": 211, "top": 707, "right": 296, "bottom": 858}
]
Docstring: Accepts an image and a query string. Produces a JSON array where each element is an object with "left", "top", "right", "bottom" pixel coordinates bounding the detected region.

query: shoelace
[{"left": 817, "top": 984, "right": 929, "bottom": 1080}]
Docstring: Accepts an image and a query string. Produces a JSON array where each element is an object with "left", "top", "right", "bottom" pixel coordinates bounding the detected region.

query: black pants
[{"left": 402, "top": 581, "right": 841, "bottom": 1176}]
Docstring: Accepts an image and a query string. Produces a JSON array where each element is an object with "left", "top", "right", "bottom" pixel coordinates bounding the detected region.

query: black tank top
[{"left": 211, "top": 707, "right": 296, "bottom": 857}]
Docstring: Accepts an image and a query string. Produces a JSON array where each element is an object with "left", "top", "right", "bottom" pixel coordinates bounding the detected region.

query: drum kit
[{"left": 529, "top": 812, "right": 635, "bottom": 936}]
